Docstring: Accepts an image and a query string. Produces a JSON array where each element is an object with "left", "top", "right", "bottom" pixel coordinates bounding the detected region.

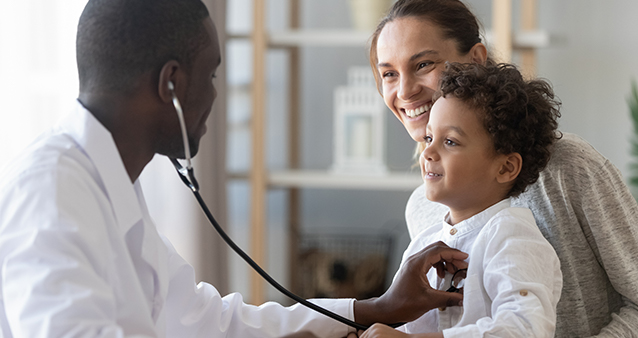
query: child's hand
[
  {"left": 359, "top": 324, "right": 444, "bottom": 338},
  {"left": 360, "top": 324, "right": 406, "bottom": 338}
]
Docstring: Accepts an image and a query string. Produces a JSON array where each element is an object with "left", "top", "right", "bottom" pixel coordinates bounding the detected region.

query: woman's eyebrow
[
  {"left": 377, "top": 50, "right": 439, "bottom": 68},
  {"left": 410, "top": 50, "right": 439, "bottom": 62}
]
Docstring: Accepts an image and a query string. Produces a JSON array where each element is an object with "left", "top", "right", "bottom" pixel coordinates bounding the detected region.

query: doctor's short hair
[
  {"left": 76, "top": 0, "right": 210, "bottom": 93},
  {"left": 434, "top": 62, "right": 562, "bottom": 197}
]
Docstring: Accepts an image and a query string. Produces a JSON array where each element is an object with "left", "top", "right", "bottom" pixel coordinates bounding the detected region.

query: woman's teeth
[{"left": 405, "top": 103, "right": 432, "bottom": 118}]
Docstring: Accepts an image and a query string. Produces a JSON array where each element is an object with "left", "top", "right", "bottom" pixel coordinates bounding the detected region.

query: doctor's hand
[{"left": 353, "top": 241, "right": 468, "bottom": 326}]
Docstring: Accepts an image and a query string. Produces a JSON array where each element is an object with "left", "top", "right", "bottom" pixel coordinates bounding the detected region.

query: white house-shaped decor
[{"left": 331, "top": 67, "right": 388, "bottom": 175}]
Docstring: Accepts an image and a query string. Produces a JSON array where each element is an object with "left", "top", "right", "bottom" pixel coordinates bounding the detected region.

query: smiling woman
[{"left": 371, "top": 11, "right": 486, "bottom": 145}]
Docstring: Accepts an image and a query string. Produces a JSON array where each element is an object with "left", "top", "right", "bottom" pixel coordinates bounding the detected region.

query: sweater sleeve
[{"left": 576, "top": 157, "right": 638, "bottom": 337}]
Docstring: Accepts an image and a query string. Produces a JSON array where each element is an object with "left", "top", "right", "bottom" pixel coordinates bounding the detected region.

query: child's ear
[{"left": 496, "top": 153, "right": 522, "bottom": 184}]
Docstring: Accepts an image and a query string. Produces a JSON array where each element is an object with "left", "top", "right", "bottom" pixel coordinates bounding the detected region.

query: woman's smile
[{"left": 375, "top": 16, "right": 485, "bottom": 142}]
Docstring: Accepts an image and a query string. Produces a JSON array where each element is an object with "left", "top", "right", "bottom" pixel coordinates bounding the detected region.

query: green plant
[{"left": 628, "top": 80, "right": 638, "bottom": 192}]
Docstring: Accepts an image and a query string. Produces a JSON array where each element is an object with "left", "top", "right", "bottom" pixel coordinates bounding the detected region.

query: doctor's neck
[{"left": 78, "top": 90, "right": 157, "bottom": 183}]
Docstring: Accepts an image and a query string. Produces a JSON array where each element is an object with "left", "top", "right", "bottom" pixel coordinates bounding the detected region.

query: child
[{"left": 366, "top": 62, "right": 563, "bottom": 338}]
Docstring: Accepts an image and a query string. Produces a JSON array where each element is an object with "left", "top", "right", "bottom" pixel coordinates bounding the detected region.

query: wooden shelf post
[
  {"left": 287, "top": 0, "right": 301, "bottom": 296},
  {"left": 520, "top": 0, "right": 537, "bottom": 78},
  {"left": 492, "top": 0, "right": 513, "bottom": 62},
  {"left": 250, "top": 0, "right": 267, "bottom": 305}
]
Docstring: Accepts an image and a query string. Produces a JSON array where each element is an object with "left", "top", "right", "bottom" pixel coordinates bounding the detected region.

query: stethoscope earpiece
[{"left": 168, "top": 80, "right": 193, "bottom": 170}]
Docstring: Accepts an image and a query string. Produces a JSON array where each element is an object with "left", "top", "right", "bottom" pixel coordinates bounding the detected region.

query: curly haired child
[{"left": 361, "top": 62, "right": 563, "bottom": 338}]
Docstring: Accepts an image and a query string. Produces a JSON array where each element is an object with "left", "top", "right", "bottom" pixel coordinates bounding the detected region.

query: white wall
[
  {"left": 536, "top": 0, "right": 638, "bottom": 178},
  {"left": 460, "top": 0, "right": 638, "bottom": 178},
  {"left": 0, "top": 1, "right": 86, "bottom": 170}
]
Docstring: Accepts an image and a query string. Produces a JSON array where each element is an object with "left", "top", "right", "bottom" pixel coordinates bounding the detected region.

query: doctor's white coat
[{"left": 0, "top": 102, "right": 355, "bottom": 338}]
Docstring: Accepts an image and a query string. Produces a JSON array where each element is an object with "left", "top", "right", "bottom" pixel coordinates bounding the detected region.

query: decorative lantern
[{"left": 331, "top": 67, "right": 388, "bottom": 175}]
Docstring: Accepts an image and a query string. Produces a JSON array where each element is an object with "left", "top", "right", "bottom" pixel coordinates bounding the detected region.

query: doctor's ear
[
  {"left": 158, "top": 60, "right": 181, "bottom": 103},
  {"left": 496, "top": 153, "right": 522, "bottom": 184}
]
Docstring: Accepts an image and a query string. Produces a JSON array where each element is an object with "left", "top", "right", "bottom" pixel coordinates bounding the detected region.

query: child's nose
[
  {"left": 419, "top": 147, "right": 436, "bottom": 174},
  {"left": 421, "top": 144, "right": 438, "bottom": 162}
]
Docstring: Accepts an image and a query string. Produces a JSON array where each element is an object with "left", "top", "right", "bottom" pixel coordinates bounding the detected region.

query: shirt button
[
  {"left": 520, "top": 290, "right": 529, "bottom": 296},
  {"left": 450, "top": 228, "right": 458, "bottom": 235}
]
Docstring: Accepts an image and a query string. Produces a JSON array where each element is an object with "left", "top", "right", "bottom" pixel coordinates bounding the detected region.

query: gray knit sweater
[{"left": 405, "top": 133, "right": 638, "bottom": 337}]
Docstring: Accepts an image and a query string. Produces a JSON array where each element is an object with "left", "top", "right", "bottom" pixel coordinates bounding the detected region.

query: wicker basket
[{"left": 297, "top": 233, "right": 392, "bottom": 300}]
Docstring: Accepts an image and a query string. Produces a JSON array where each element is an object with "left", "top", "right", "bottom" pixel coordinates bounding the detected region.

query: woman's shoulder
[
  {"left": 512, "top": 132, "right": 628, "bottom": 235},
  {"left": 405, "top": 184, "right": 449, "bottom": 239},
  {"left": 548, "top": 132, "right": 607, "bottom": 171}
]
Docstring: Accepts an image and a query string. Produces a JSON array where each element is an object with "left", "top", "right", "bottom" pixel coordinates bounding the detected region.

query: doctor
[{"left": 0, "top": 0, "right": 468, "bottom": 337}]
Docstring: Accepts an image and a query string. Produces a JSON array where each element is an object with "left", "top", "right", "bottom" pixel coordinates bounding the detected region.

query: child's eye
[
  {"left": 424, "top": 135, "right": 433, "bottom": 143},
  {"left": 445, "top": 139, "right": 457, "bottom": 146}
]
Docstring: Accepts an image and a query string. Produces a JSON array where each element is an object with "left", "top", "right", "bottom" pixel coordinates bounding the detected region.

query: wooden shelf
[
  {"left": 227, "top": 29, "right": 550, "bottom": 49},
  {"left": 268, "top": 29, "right": 373, "bottom": 47},
  {"left": 484, "top": 29, "right": 550, "bottom": 49},
  {"left": 229, "top": 170, "right": 423, "bottom": 191},
  {"left": 268, "top": 170, "right": 422, "bottom": 190}
]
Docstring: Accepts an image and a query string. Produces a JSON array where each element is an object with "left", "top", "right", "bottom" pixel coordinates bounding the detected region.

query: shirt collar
[
  {"left": 442, "top": 198, "right": 512, "bottom": 236},
  {"left": 61, "top": 100, "right": 143, "bottom": 234}
]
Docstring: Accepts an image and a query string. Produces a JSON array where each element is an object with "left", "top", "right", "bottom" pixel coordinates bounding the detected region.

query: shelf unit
[
  {"left": 233, "top": 28, "right": 549, "bottom": 49},
  {"left": 230, "top": 170, "right": 423, "bottom": 190},
  {"left": 246, "top": 0, "right": 545, "bottom": 304}
]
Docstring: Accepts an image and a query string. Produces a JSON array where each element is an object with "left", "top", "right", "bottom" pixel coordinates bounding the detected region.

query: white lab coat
[
  {"left": 396, "top": 200, "right": 562, "bottom": 337},
  {"left": 0, "top": 101, "right": 355, "bottom": 338}
]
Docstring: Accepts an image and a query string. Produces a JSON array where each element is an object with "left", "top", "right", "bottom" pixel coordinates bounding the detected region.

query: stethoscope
[{"left": 166, "top": 81, "right": 388, "bottom": 332}]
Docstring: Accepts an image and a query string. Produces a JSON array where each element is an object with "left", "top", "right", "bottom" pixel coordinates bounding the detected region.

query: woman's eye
[
  {"left": 382, "top": 71, "right": 396, "bottom": 78},
  {"left": 417, "top": 62, "right": 432, "bottom": 70}
]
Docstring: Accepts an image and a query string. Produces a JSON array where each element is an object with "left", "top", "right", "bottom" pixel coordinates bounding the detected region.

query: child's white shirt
[{"left": 395, "top": 199, "right": 562, "bottom": 337}]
